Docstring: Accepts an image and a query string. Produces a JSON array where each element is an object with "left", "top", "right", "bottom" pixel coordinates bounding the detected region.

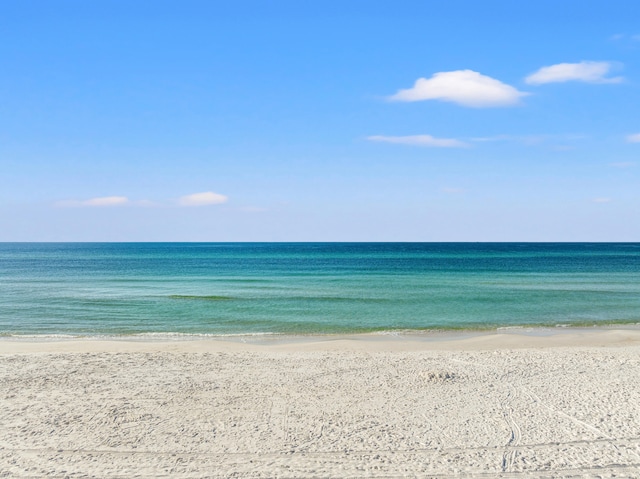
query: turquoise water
[{"left": 1, "top": 243, "right": 640, "bottom": 336}]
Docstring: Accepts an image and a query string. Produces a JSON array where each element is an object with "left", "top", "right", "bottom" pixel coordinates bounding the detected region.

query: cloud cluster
[
  {"left": 367, "top": 135, "right": 468, "bottom": 148},
  {"left": 388, "top": 70, "right": 528, "bottom": 108},
  {"left": 525, "top": 61, "right": 622, "bottom": 85},
  {"left": 385, "top": 61, "right": 623, "bottom": 112},
  {"left": 374, "top": 60, "right": 630, "bottom": 150}
]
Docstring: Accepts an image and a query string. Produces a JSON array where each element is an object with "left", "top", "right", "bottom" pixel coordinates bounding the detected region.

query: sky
[{"left": 1, "top": 0, "right": 639, "bottom": 241}]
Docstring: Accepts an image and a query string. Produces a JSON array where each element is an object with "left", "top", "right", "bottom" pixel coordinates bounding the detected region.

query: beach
[{"left": 2, "top": 329, "right": 640, "bottom": 478}]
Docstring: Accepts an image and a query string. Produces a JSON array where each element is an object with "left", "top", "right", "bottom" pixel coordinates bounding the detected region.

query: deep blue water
[{"left": 1, "top": 243, "right": 639, "bottom": 336}]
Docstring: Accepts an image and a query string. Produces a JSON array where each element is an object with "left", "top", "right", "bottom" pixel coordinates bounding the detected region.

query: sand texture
[{"left": 2, "top": 331, "right": 640, "bottom": 478}]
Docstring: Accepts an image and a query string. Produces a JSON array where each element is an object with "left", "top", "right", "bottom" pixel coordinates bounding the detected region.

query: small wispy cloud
[
  {"left": 178, "top": 191, "right": 228, "bottom": 206},
  {"left": 469, "top": 135, "right": 512, "bottom": 142},
  {"left": 470, "top": 134, "right": 548, "bottom": 146},
  {"left": 369, "top": 133, "right": 587, "bottom": 150},
  {"left": 55, "top": 193, "right": 230, "bottom": 208},
  {"left": 441, "top": 187, "right": 466, "bottom": 194},
  {"left": 610, "top": 161, "right": 636, "bottom": 168},
  {"left": 367, "top": 134, "right": 469, "bottom": 148},
  {"left": 56, "top": 196, "right": 130, "bottom": 207},
  {"left": 525, "top": 61, "right": 623, "bottom": 85},
  {"left": 85, "top": 196, "right": 129, "bottom": 206},
  {"left": 610, "top": 33, "right": 640, "bottom": 43},
  {"left": 388, "top": 70, "right": 528, "bottom": 108},
  {"left": 593, "top": 197, "right": 613, "bottom": 203},
  {"left": 468, "top": 133, "right": 585, "bottom": 147},
  {"left": 238, "top": 206, "right": 268, "bottom": 213},
  {"left": 135, "top": 199, "right": 158, "bottom": 207},
  {"left": 626, "top": 133, "right": 640, "bottom": 143}
]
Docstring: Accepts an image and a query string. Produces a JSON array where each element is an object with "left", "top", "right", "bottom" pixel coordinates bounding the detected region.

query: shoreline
[{"left": 2, "top": 325, "right": 640, "bottom": 353}]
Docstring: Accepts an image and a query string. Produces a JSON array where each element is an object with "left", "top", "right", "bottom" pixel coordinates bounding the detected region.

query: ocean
[{"left": 1, "top": 243, "right": 639, "bottom": 337}]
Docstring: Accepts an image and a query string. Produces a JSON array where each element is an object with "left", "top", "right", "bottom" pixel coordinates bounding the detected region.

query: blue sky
[{"left": 1, "top": 0, "right": 639, "bottom": 241}]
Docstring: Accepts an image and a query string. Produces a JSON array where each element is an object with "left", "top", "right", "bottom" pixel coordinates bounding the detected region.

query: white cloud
[
  {"left": 367, "top": 134, "right": 469, "bottom": 148},
  {"left": 56, "top": 196, "right": 130, "bottom": 207},
  {"left": 388, "top": 70, "right": 528, "bottom": 107},
  {"left": 626, "top": 133, "right": 640, "bottom": 143},
  {"left": 178, "top": 191, "right": 228, "bottom": 206},
  {"left": 441, "top": 187, "right": 465, "bottom": 194},
  {"left": 525, "top": 61, "right": 622, "bottom": 85},
  {"left": 593, "top": 197, "right": 612, "bottom": 203}
]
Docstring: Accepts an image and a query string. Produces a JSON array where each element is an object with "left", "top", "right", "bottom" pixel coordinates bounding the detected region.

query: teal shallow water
[{"left": 1, "top": 243, "right": 640, "bottom": 336}]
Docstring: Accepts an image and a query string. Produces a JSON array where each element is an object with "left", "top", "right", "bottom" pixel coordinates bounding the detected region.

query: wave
[
  {"left": 168, "top": 295, "right": 235, "bottom": 301},
  {"left": 3, "top": 322, "right": 640, "bottom": 341},
  {"left": 166, "top": 294, "right": 394, "bottom": 302}
]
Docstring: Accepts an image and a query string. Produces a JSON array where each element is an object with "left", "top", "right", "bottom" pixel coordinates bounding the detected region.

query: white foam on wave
[
  {"left": 0, "top": 331, "right": 281, "bottom": 342},
  {"left": 2, "top": 334, "right": 80, "bottom": 339},
  {"left": 131, "top": 332, "right": 280, "bottom": 340}
]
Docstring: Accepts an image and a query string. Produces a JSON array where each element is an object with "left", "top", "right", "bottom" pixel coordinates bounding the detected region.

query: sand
[{"left": 2, "top": 329, "right": 640, "bottom": 478}]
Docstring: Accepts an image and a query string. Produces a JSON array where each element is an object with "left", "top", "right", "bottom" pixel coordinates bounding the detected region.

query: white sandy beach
[{"left": 2, "top": 329, "right": 640, "bottom": 478}]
